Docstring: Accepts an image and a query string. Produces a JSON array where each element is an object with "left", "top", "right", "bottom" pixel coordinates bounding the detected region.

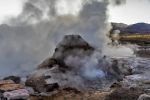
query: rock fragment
[{"left": 3, "top": 76, "right": 21, "bottom": 84}]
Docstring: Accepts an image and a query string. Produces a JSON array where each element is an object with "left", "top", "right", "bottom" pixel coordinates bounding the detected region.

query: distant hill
[{"left": 122, "top": 23, "right": 150, "bottom": 33}]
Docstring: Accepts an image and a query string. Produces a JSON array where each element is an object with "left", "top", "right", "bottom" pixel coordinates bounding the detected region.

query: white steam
[
  {"left": 80, "top": 52, "right": 106, "bottom": 79},
  {"left": 55, "top": 0, "right": 83, "bottom": 16},
  {"left": 103, "top": 45, "right": 134, "bottom": 58},
  {"left": 0, "top": 0, "right": 108, "bottom": 77},
  {"left": 65, "top": 51, "right": 106, "bottom": 79},
  {"left": 0, "top": 0, "right": 27, "bottom": 24}
]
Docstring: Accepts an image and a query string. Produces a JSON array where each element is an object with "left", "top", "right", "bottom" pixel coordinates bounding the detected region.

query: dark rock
[
  {"left": 0, "top": 92, "right": 5, "bottom": 100},
  {"left": 105, "top": 88, "right": 143, "bottom": 100},
  {"left": 45, "top": 83, "right": 59, "bottom": 92},
  {"left": 26, "top": 76, "right": 59, "bottom": 93},
  {"left": 3, "top": 76, "right": 21, "bottom": 84},
  {"left": 25, "top": 76, "right": 47, "bottom": 93},
  {"left": 105, "top": 59, "right": 132, "bottom": 82},
  {"left": 110, "top": 82, "right": 122, "bottom": 88},
  {"left": 38, "top": 58, "right": 69, "bottom": 73},
  {"left": 111, "top": 60, "right": 122, "bottom": 79},
  {"left": 116, "top": 59, "right": 132, "bottom": 76},
  {"left": 52, "top": 35, "right": 94, "bottom": 63},
  {"left": 38, "top": 58, "right": 58, "bottom": 69},
  {"left": 38, "top": 35, "right": 94, "bottom": 70},
  {"left": 43, "top": 75, "right": 51, "bottom": 79},
  {"left": 63, "top": 87, "right": 81, "bottom": 94}
]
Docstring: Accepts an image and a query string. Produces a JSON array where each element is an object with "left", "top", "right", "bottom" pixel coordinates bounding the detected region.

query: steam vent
[{"left": 26, "top": 35, "right": 132, "bottom": 93}]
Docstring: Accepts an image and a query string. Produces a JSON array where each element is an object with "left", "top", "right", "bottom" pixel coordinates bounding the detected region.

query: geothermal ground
[
  {"left": 27, "top": 35, "right": 150, "bottom": 100},
  {"left": 0, "top": 35, "right": 150, "bottom": 100},
  {"left": 29, "top": 58, "right": 150, "bottom": 100}
]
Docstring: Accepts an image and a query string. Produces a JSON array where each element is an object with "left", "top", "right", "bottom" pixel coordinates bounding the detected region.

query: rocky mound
[
  {"left": 38, "top": 35, "right": 94, "bottom": 69},
  {"left": 26, "top": 35, "right": 132, "bottom": 93}
]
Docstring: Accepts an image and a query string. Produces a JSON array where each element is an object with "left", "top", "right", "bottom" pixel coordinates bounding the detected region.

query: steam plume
[{"left": 0, "top": 0, "right": 108, "bottom": 77}]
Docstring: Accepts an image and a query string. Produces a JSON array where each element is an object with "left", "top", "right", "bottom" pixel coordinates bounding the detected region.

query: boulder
[
  {"left": 45, "top": 83, "right": 59, "bottom": 92},
  {"left": 3, "top": 76, "right": 21, "bottom": 84},
  {"left": 110, "top": 82, "right": 122, "bottom": 88},
  {"left": 38, "top": 58, "right": 59, "bottom": 69},
  {"left": 25, "top": 76, "right": 59, "bottom": 93},
  {"left": 25, "top": 76, "right": 47, "bottom": 93}
]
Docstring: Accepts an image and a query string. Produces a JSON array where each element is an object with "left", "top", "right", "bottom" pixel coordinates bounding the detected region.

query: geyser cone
[{"left": 26, "top": 35, "right": 132, "bottom": 92}]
